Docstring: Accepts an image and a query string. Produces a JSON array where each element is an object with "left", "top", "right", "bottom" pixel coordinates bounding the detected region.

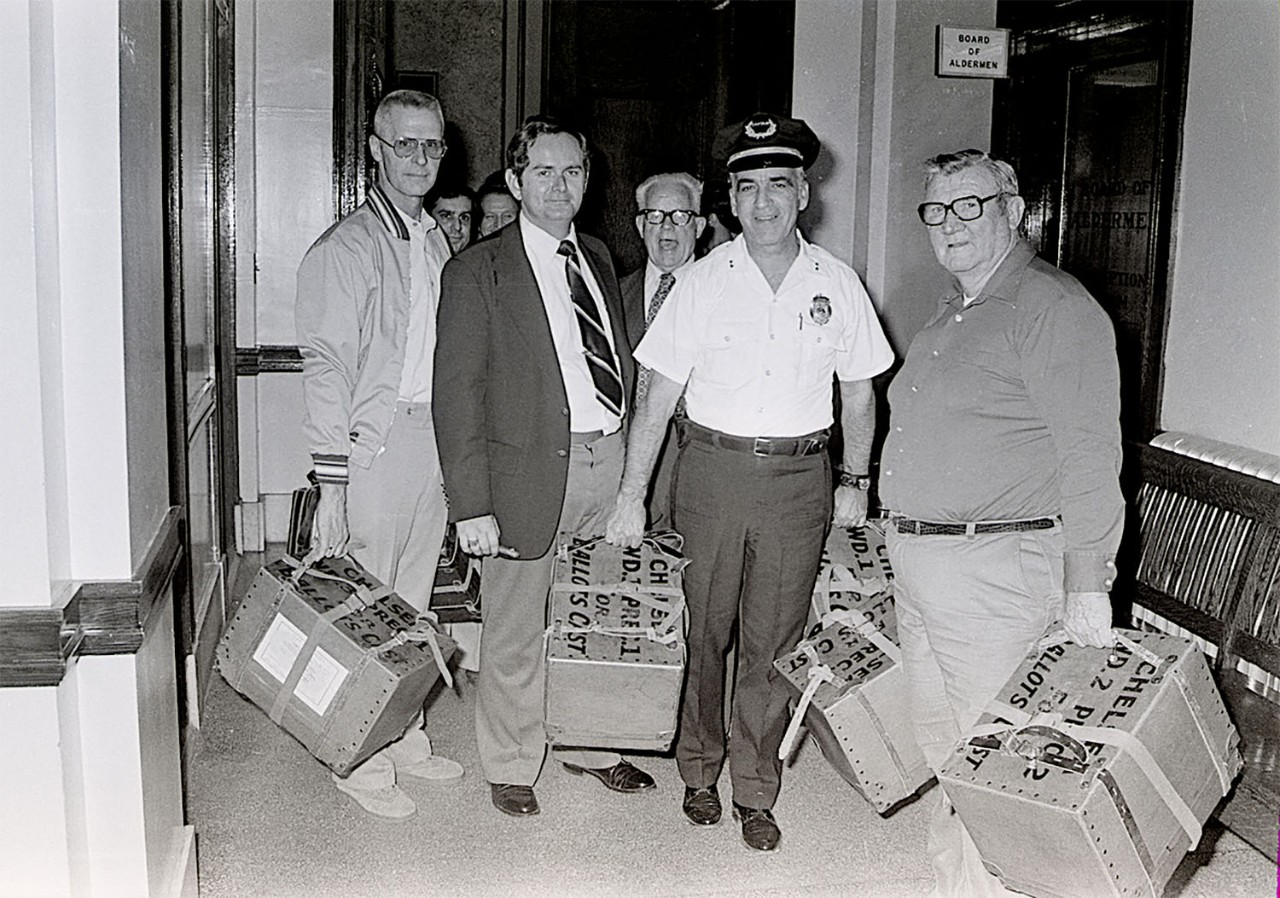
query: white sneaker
[
  {"left": 333, "top": 779, "right": 417, "bottom": 819},
  {"left": 386, "top": 729, "right": 465, "bottom": 783}
]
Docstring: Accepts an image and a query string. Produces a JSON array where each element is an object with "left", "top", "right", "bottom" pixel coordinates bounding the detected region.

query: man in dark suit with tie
[
  {"left": 619, "top": 172, "right": 706, "bottom": 531},
  {"left": 433, "top": 116, "right": 656, "bottom": 818}
]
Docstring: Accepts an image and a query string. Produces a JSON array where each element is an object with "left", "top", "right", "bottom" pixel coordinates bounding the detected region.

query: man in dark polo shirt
[
  {"left": 880, "top": 149, "right": 1124, "bottom": 895},
  {"left": 607, "top": 113, "right": 894, "bottom": 852}
]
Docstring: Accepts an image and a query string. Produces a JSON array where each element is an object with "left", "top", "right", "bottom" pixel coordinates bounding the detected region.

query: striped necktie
[
  {"left": 557, "top": 239, "right": 624, "bottom": 417},
  {"left": 636, "top": 272, "right": 676, "bottom": 404}
]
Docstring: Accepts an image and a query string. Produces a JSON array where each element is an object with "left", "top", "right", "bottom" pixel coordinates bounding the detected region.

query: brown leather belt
[
  {"left": 890, "top": 516, "right": 1059, "bottom": 536},
  {"left": 682, "top": 420, "right": 829, "bottom": 457}
]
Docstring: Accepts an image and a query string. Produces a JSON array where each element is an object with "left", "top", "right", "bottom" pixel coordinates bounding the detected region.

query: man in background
[
  {"left": 434, "top": 117, "right": 655, "bottom": 819},
  {"left": 619, "top": 171, "right": 706, "bottom": 529},
  {"left": 476, "top": 170, "right": 520, "bottom": 238},
  {"left": 296, "top": 89, "right": 463, "bottom": 820},
  {"left": 882, "top": 149, "right": 1122, "bottom": 895},
  {"left": 430, "top": 183, "right": 475, "bottom": 254}
]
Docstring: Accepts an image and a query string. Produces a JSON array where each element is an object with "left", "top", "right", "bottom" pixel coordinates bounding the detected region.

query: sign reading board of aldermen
[{"left": 936, "top": 26, "right": 1010, "bottom": 79}]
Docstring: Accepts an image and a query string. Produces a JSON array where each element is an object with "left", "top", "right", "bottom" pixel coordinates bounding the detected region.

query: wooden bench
[{"left": 1120, "top": 431, "right": 1280, "bottom": 859}]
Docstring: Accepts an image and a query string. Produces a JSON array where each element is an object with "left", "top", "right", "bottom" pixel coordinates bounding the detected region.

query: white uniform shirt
[
  {"left": 394, "top": 205, "right": 452, "bottom": 403},
  {"left": 636, "top": 233, "right": 894, "bottom": 437},
  {"left": 519, "top": 214, "right": 624, "bottom": 433}
]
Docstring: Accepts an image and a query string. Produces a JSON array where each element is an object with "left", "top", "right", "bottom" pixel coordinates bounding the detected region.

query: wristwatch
[{"left": 837, "top": 470, "right": 872, "bottom": 491}]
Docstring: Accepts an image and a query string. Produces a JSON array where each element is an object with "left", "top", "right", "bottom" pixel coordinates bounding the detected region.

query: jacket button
[{"left": 557, "top": 449, "right": 568, "bottom": 458}]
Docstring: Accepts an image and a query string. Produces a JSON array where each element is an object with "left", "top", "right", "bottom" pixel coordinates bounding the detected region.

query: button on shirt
[
  {"left": 394, "top": 205, "right": 452, "bottom": 403},
  {"left": 519, "top": 215, "right": 624, "bottom": 433},
  {"left": 637, "top": 234, "right": 893, "bottom": 437},
  {"left": 879, "top": 240, "right": 1124, "bottom": 593}
]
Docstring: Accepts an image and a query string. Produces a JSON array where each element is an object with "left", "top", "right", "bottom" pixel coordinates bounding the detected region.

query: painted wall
[
  {"left": 392, "top": 0, "right": 506, "bottom": 188},
  {"left": 1163, "top": 1, "right": 1280, "bottom": 456},
  {"left": 793, "top": 0, "right": 995, "bottom": 355}
]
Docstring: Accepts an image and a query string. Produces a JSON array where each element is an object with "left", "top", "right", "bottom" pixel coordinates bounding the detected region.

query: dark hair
[
  {"left": 477, "top": 170, "right": 514, "bottom": 203},
  {"left": 431, "top": 183, "right": 475, "bottom": 205},
  {"left": 505, "top": 115, "right": 590, "bottom": 180}
]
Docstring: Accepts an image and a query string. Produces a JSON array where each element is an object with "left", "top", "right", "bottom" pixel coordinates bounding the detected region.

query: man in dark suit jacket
[
  {"left": 433, "top": 117, "right": 655, "bottom": 818},
  {"left": 619, "top": 172, "right": 706, "bottom": 530}
]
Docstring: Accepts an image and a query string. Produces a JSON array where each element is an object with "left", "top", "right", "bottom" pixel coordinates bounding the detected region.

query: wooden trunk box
[
  {"left": 809, "top": 523, "right": 894, "bottom": 636},
  {"left": 939, "top": 630, "right": 1242, "bottom": 898},
  {"left": 217, "top": 555, "right": 455, "bottom": 776},
  {"left": 776, "top": 587, "right": 933, "bottom": 813},
  {"left": 545, "top": 536, "right": 687, "bottom": 752}
]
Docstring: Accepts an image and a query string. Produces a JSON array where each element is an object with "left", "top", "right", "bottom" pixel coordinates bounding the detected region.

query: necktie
[
  {"left": 636, "top": 272, "right": 676, "bottom": 404},
  {"left": 557, "top": 240, "right": 624, "bottom": 417}
]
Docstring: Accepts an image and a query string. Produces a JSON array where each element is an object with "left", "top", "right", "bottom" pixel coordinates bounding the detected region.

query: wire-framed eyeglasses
[
  {"left": 917, "top": 193, "right": 1003, "bottom": 226},
  {"left": 639, "top": 209, "right": 699, "bottom": 227},
  {"left": 374, "top": 133, "right": 448, "bottom": 160}
]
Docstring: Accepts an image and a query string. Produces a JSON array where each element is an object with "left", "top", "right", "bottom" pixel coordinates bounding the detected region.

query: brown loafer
[
  {"left": 733, "top": 803, "right": 780, "bottom": 851},
  {"left": 682, "top": 785, "right": 722, "bottom": 826},
  {"left": 562, "top": 760, "right": 656, "bottom": 793},
  {"left": 490, "top": 782, "right": 540, "bottom": 817}
]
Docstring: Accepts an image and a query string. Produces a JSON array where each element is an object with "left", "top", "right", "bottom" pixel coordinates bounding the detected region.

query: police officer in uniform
[{"left": 607, "top": 113, "right": 894, "bottom": 851}]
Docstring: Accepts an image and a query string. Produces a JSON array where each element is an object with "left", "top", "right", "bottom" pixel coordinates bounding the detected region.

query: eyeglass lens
[
  {"left": 380, "top": 134, "right": 447, "bottom": 159},
  {"left": 641, "top": 209, "right": 696, "bottom": 227},
  {"left": 918, "top": 193, "right": 1000, "bottom": 226}
]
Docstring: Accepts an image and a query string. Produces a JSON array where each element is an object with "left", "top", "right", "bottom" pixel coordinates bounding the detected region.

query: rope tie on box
[
  {"left": 778, "top": 662, "right": 836, "bottom": 760},
  {"left": 377, "top": 618, "right": 453, "bottom": 689}
]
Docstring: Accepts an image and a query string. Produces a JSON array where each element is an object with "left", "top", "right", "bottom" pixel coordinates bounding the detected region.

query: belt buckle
[
  {"left": 803, "top": 437, "right": 823, "bottom": 456},
  {"left": 752, "top": 437, "right": 774, "bottom": 456}
]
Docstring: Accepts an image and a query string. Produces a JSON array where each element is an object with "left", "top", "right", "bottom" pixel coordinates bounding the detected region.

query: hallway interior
[{"left": 185, "top": 553, "right": 1277, "bottom": 898}]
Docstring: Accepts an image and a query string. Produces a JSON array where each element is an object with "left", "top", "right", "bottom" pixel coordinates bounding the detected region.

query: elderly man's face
[
  {"left": 923, "top": 167, "right": 1020, "bottom": 282},
  {"left": 432, "top": 196, "right": 473, "bottom": 253},
  {"left": 369, "top": 105, "right": 444, "bottom": 211},
  {"left": 730, "top": 167, "right": 808, "bottom": 252},
  {"left": 635, "top": 180, "right": 705, "bottom": 272},
  {"left": 479, "top": 193, "right": 519, "bottom": 237}
]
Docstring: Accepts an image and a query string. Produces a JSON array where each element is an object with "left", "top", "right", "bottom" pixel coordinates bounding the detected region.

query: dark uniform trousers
[{"left": 671, "top": 428, "right": 832, "bottom": 809}]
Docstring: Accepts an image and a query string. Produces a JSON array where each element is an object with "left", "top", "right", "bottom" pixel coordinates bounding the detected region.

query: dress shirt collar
[
  {"left": 945, "top": 238, "right": 1036, "bottom": 311},
  {"left": 519, "top": 212, "right": 581, "bottom": 260},
  {"left": 644, "top": 256, "right": 697, "bottom": 296},
  {"left": 389, "top": 200, "right": 440, "bottom": 235},
  {"left": 728, "top": 229, "right": 834, "bottom": 284}
]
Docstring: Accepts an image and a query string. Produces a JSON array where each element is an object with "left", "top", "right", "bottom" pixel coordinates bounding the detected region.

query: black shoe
[
  {"left": 490, "top": 782, "right": 540, "bottom": 817},
  {"left": 682, "top": 785, "right": 722, "bottom": 826},
  {"left": 562, "top": 760, "right": 656, "bottom": 793},
  {"left": 732, "top": 803, "right": 780, "bottom": 851}
]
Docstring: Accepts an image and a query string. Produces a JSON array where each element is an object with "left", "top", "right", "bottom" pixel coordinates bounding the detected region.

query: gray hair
[
  {"left": 372, "top": 90, "right": 444, "bottom": 137},
  {"left": 634, "top": 172, "right": 704, "bottom": 211},
  {"left": 923, "top": 149, "right": 1019, "bottom": 196}
]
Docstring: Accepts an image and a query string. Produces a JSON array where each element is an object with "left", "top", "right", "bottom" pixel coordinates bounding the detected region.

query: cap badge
[
  {"left": 809, "top": 295, "right": 832, "bottom": 326},
  {"left": 744, "top": 117, "right": 777, "bottom": 140}
]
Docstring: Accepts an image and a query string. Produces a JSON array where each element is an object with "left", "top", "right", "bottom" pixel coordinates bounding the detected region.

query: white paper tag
[
  {"left": 293, "top": 646, "right": 349, "bottom": 716},
  {"left": 251, "top": 614, "right": 307, "bottom": 683}
]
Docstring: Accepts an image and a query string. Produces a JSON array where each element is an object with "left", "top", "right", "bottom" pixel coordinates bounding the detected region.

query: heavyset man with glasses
[
  {"left": 881, "top": 149, "right": 1124, "bottom": 895},
  {"left": 608, "top": 113, "right": 893, "bottom": 852},
  {"left": 620, "top": 172, "right": 707, "bottom": 530},
  {"left": 296, "top": 90, "right": 463, "bottom": 819}
]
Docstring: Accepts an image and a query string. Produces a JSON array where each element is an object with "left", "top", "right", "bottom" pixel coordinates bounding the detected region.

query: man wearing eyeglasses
[
  {"left": 296, "top": 90, "right": 462, "bottom": 820},
  {"left": 607, "top": 113, "right": 893, "bottom": 852},
  {"left": 619, "top": 172, "right": 706, "bottom": 530},
  {"left": 881, "top": 149, "right": 1123, "bottom": 895}
]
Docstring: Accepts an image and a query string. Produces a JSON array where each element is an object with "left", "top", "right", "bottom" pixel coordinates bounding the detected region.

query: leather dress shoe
[
  {"left": 682, "top": 785, "right": 722, "bottom": 826},
  {"left": 562, "top": 760, "right": 656, "bottom": 793},
  {"left": 490, "top": 782, "right": 540, "bottom": 817},
  {"left": 733, "top": 803, "right": 781, "bottom": 851}
]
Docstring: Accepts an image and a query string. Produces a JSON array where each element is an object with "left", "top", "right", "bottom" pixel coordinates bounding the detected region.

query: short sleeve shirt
[{"left": 636, "top": 233, "right": 894, "bottom": 437}]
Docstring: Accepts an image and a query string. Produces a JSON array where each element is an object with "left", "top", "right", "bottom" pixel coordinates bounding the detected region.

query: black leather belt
[
  {"left": 890, "top": 516, "right": 1059, "bottom": 536},
  {"left": 570, "top": 430, "right": 606, "bottom": 444},
  {"left": 683, "top": 421, "right": 828, "bottom": 457}
]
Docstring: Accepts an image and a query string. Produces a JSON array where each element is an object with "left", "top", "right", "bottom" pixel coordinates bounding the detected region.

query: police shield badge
[{"left": 810, "top": 294, "right": 832, "bottom": 326}]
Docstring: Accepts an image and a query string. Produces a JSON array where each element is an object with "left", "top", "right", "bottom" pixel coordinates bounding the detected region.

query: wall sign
[{"left": 936, "top": 26, "right": 1010, "bottom": 79}]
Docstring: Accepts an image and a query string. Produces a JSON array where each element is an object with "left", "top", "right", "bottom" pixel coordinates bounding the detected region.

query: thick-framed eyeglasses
[
  {"left": 917, "top": 193, "right": 1003, "bottom": 226},
  {"left": 639, "top": 209, "right": 698, "bottom": 227},
  {"left": 374, "top": 133, "right": 447, "bottom": 160}
]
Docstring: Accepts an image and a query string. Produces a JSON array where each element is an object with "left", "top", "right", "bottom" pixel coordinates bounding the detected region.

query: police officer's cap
[{"left": 713, "top": 112, "right": 820, "bottom": 174}]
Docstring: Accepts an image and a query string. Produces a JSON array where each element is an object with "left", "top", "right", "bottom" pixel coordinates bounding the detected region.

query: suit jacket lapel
[{"left": 492, "top": 225, "right": 560, "bottom": 365}]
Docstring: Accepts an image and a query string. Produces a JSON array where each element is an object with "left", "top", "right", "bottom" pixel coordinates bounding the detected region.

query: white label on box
[
  {"left": 293, "top": 646, "right": 349, "bottom": 716},
  {"left": 251, "top": 613, "right": 307, "bottom": 683}
]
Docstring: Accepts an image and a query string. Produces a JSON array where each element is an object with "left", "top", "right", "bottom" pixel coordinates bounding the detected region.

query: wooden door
[{"left": 994, "top": 1, "right": 1192, "bottom": 441}]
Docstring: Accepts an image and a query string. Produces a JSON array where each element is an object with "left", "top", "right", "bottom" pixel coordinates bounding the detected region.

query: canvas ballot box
[
  {"left": 218, "top": 555, "right": 456, "bottom": 776},
  {"left": 809, "top": 523, "right": 894, "bottom": 635},
  {"left": 939, "top": 630, "right": 1241, "bottom": 898},
  {"left": 775, "top": 587, "right": 932, "bottom": 814},
  {"left": 545, "top": 535, "right": 688, "bottom": 752}
]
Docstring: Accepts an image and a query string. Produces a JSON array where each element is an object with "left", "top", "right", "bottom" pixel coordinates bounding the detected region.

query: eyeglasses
[
  {"left": 917, "top": 193, "right": 1003, "bottom": 226},
  {"left": 374, "top": 133, "right": 447, "bottom": 160},
  {"left": 639, "top": 209, "right": 698, "bottom": 227}
]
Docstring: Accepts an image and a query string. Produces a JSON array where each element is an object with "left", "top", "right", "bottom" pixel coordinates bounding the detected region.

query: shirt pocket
[
  {"left": 697, "top": 318, "right": 760, "bottom": 388},
  {"left": 795, "top": 323, "right": 847, "bottom": 388}
]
